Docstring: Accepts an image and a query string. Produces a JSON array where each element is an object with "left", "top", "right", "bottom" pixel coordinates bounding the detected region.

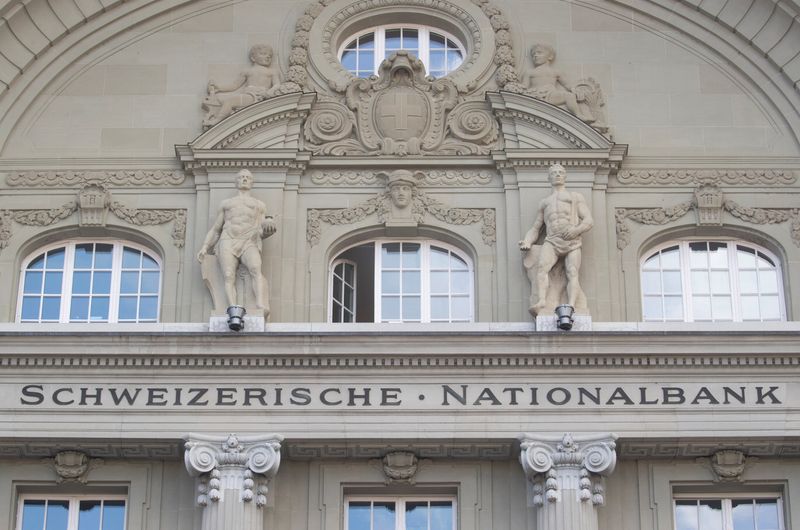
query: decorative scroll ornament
[
  {"left": 306, "top": 183, "right": 496, "bottom": 246},
  {"left": 5, "top": 169, "right": 185, "bottom": 187},
  {"left": 0, "top": 185, "right": 187, "bottom": 251},
  {"left": 615, "top": 186, "right": 800, "bottom": 249},
  {"left": 46, "top": 451, "right": 103, "bottom": 484},
  {"left": 519, "top": 433, "right": 617, "bottom": 530},
  {"left": 308, "top": 169, "right": 495, "bottom": 186},
  {"left": 303, "top": 52, "right": 500, "bottom": 156},
  {"left": 616, "top": 169, "right": 796, "bottom": 186},
  {"left": 696, "top": 450, "right": 757, "bottom": 483}
]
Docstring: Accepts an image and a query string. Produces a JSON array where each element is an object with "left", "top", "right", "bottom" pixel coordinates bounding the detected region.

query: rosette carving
[{"left": 304, "top": 101, "right": 355, "bottom": 144}]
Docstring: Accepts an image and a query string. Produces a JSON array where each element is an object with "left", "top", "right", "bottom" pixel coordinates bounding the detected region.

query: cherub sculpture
[{"left": 202, "top": 44, "right": 282, "bottom": 128}]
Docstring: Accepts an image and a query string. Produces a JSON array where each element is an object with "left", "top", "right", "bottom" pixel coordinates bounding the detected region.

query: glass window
[
  {"left": 674, "top": 496, "right": 783, "bottom": 530},
  {"left": 641, "top": 241, "right": 785, "bottom": 322},
  {"left": 18, "top": 241, "right": 161, "bottom": 323},
  {"left": 346, "top": 497, "right": 455, "bottom": 530},
  {"left": 329, "top": 240, "right": 474, "bottom": 323},
  {"left": 339, "top": 26, "right": 465, "bottom": 78},
  {"left": 17, "top": 496, "right": 126, "bottom": 530}
]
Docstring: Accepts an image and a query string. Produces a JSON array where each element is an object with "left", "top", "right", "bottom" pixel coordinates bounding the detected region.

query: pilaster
[
  {"left": 184, "top": 433, "right": 283, "bottom": 530},
  {"left": 519, "top": 433, "right": 617, "bottom": 530}
]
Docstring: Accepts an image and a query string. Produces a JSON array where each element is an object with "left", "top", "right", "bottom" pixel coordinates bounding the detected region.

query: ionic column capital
[
  {"left": 184, "top": 432, "right": 283, "bottom": 478},
  {"left": 518, "top": 432, "right": 617, "bottom": 477}
]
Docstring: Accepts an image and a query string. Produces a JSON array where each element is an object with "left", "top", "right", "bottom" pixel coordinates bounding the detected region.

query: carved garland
[
  {"left": 0, "top": 187, "right": 187, "bottom": 251},
  {"left": 306, "top": 191, "right": 496, "bottom": 246},
  {"left": 616, "top": 169, "right": 796, "bottom": 186},
  {"left": 308, "top": 169, "right": 495, "bottom": 186},
  {"left": 5, "top": 170, "right": 185, "bottom": 187},
  {"left": 615, "top": 190, "right": 800, "bottom": 249}
]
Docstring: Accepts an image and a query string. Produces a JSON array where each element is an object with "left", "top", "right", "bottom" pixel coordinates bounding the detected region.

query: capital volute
[{"left": 519, "top": 433, "right": 617, "bottom": 476}]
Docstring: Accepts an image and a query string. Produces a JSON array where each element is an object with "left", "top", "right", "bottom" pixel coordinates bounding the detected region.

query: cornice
[{"left": 617, "top": 438, "right": 800, "bottom": 459}]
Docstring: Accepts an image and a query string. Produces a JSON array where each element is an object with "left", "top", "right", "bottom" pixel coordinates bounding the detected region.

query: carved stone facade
[{"left": 0, "top": 1, "right": 799, "bottom": 530}]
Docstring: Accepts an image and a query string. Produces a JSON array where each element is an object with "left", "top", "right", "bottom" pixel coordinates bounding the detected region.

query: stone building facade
[{"left": 0, "top": 0, "right": 798, "bottom": 529}]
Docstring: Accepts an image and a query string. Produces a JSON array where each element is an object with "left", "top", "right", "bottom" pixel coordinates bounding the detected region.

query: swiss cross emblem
[{"left": 375, "top": 86, "right": 430, "bottom": 141}]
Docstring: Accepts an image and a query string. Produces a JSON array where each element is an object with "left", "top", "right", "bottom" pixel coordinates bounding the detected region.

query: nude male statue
[
  {"left": 197, "top": 169, "right": 277, "bottom": 315},
  {"left": 519, "top": 164, "right": 593, "bottom": 315}
]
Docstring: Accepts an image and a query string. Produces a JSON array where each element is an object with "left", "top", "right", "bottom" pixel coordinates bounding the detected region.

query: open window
[{"left": 329, "top": 240, "right": 473, "bottom": 323}]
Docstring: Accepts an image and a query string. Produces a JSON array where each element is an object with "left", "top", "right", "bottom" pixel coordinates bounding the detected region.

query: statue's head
[
  {"left": 236, "top": 169, "right": 254, "bottom": 190},
  {"left": 548, "top": 164, "right": 567, "bottom": 186},
  {"left": 249, "top": 44, "right": 273, "bottom": 66},
  {"left": 531, "top": 44, "right": 555, "bottom": 66},
  {"left": 384, "top": 170, "right": 419, "bottom": 208}
]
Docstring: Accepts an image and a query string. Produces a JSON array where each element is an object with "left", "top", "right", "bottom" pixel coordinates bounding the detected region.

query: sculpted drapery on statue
[
  {"left": 198, "top": 169, "right": 277, "bottom": 319},
  {"left": 519, "top": 164, "right": 593, "bottom": 317}
]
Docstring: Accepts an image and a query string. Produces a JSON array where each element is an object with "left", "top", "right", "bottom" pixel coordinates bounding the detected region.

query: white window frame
[
  {"left": 330, "top": 258, "right": 357, "bottom": 323},
  {"left": 16, "top": 494, "right": 127, "bottom": 530},
  {"left": 373, "top": 239, "right": 474, "bottom": 323},
  {"left": 672, "top": 493, "right": 784, "bottom": 530},
  {"left": 337, "top": 24, "right": 466, "bottom": 77},
  {"left": 344, "top": 495, "right": 457, "bottom": 530},
  {"left": 16, "top": 239, "right": 162, "bottom": 323},
  {"left": 640, "top": 239, "right": 786, "bottom": 322}
]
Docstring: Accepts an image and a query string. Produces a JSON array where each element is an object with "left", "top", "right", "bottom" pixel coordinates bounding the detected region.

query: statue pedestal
[
  {"left": 209, "top": 315, "right": 266, "bottom": 332},
  {"left": 535, "top": 314, "right": 592, "bottom": 332}
]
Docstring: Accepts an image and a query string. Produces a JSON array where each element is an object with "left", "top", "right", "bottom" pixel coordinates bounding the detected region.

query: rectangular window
[
  {"left": 17, "top": 496, "right": 126, "bottom": 530},
  {"left": 674, "top": 495, "right": 783, "bottom": 530},
  {"left": 345, "top": 497, "right": 455, "bottom": 530}
]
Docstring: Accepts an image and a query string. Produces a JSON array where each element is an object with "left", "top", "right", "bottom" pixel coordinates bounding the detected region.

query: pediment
[{"left": 487, "top": 92, "right": 614, "bottom": 150}]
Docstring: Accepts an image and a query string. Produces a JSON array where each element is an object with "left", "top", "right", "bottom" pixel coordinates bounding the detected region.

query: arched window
[
  {"left": 329, "top": 240, "right": 473, "bottom": 323},
  {"left": 641, "top": 240, "right": 785, "bottom": 322},
  {"left": 339, "top": 25, "right": 465, "bottom": 78},
  {"left": 18, "top": 241, "right": 161, "bottom": 323}
]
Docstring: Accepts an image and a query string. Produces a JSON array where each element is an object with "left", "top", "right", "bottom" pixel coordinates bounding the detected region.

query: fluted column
[
  {"left": 518, "top": 433, "right": 617, "bottom": 530},
  {"left": 184, "top": 433, "right": 283, "bottom": 530}
]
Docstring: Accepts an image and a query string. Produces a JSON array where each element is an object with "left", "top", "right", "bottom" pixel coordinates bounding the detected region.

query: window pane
[
  {"left": 382, "top": 243, "right": 401, "bottom": 267},
  {"left": 373, "top": 502, "right": 396, "bottom": 530},
  {"left": 698, "top": 500, "right": 723, "bottom": 530},
  {"left": 451, "top": 295, "right": 470, "bottom": 320},
  {"left": 663, "top": 296, "right": 683, "bottom": 320},
  {"left": 402, "top": 243, "right": 421, "bottom": 267},
  {"left": 431, "top": 271, "right": 448, "bottom": 294},
  {"left": 430, "top": 502, "right": 453, "bottom": 530},
  {"left": 430, "top": 50, "right": 445, "bottom": 72},
  {"left": 431, "top": 296, "right": 449, "bottom": 319},
  {"left": 662, "top": 271, "right": 682, "bottom": 294},
  {"left": 44, "top": 272, "right": 62, "bottom": 294},
  {"left": 46, "top": 500, "right": 70, "bottom": 530},
  {"left": 74, "top": 244, "right": 94, "bottom": 268},
  {"left": 759, "top": 270, "right": 778, "bottom": 292},
  {"left": 755, "top": 499, "right": 780, "bottom": 530},
  {"left": 430, "top": 247, "right": 450, "bottom": 269},
  {"left": 93, "top": 271, "right": 112, "bottom": 294},
  {"left": 642, "top": 254, "right": 660, "bottom": 270},
  {"left": 140, "top": 271, "right": 159, "bottom": 294},
  {"left": 675, "top": 501, "right": 698, "bottom": 530},
  {"left": 661, "top": 247, "right": 681, "bottom": 268},
  {"left": 692, "top": 296, "right": 711, "bottom": 320},
  {"left": 102, "top": 500, "right": 126, "bottom": 530},
  {"left": 711, "top": 296, "right": 732, "bottom": 320},
  {"left": 642, "top": 271, "right": 660, "bottom": 295},
  {"left": 430, "top": 33, "right": 446, "bottom": 49},
  {"left": 731, "top": 500, "right": 755, "bottom": 530},
  {"left": 41, "top": 297, "right": 61, "bottom": 321},
  {"left": 740, "top": 295, "right": 760, "bottom": 320},
  {"left": 73, "top": 271, "right": 91, "bottom": 294},
  {"left": 737, "top": 246, "right": 756, "bottom": 268},
  {"left": 139, "top": 296, "right": 158, "bottom": 320},
  {"left": 708, "top": 242, "right": 728, "bottom": 268},
  {"left": 121, "top": 271, "right": 139, "bottom": 294},
  {"left": 119, "top": 296, "right": 138, "bottom": 321},
  {"left": 446, "top": 50, "right": 463, "bottom": 70},
  {"left": 689, "top": 243, "right": 708, "bottom": 268},
  {"left": 382, "top": 296, "right": 400, "bottom": 321},
  {"left": 406, "top": 501, "right": 428, "bottom": 530},
  {"left": 344, "top": 263, "right": 355, "bottom": 285},
  {"left": 403, "top": 271, "right": 420, "bottom": 293},
  {"left": 122, "top": 247, "right": 141, "bottom": 268},
  {"left": 451, "top": 270, "right": 469, "bottom": 294},
  {"left": 690, "top": 271, "right": 709, "bottom": 294},
  {"left": 21, "top": 500, "right": 46, "bottom": 530},
  {"left": 94, "top": 244, "right": 113, "bottom": 268},
  {"left": 402, "top": 28, "right": 418, "bottom": 50},
  {"left": 24, "top": 271, "right": 43, "bottom": 294},
  {"left": 382, "top": 271, "right": 400, "bottom": 294},
  {"left": 142, "top": 254, "right": 158, "bottom": 270},
  {"left": 341, "top": 49, "right": 357, "bottom": 71},
  {"left": 738, "top": 270, "right": 758, "bottom": 294},
  {"left": 760, "top": 295, "right": 780, "bottom": 319},
  {"left": 70, "top": 297, "right": 89, "bottom": 321},
  {"left": 642, "top": 296, "right": 662, "bottom": 320},
  {"left": 709, "top": 271, "right": 730, "bottom": 294},
  {"left": 359, "top": 33, "right": 375, "bottom": 49},
  {"left": 348, "top": 502, "right": 371, "bottom": 530},
  {"left": 47, "top": 248, "right": 65, "bottom": 269},
  {"left": 91, "top": 297, "right": 110, "bottom": 321},
  {"left": 78, "top": 500, "right": 101, "bottom": 530},
  {"left": 28, "top": 253, "right": 46, "bottom": 270},
  {"left": 402, "top": 296, "right": 421, "bottom": 320},
  {"left": 385, "top": 29, "right": 401, "bottom": 49},
  {"left": 21, "top": 297, "right": 41, "bottom": 320}
]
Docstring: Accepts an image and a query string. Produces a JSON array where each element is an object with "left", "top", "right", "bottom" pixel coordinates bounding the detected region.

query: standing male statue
[
  {"left": 198, "top": 169, "right": 277, "bottom": 317},
  {"left": 519, "top": 164, "right": 593, "bottom": 316}
]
